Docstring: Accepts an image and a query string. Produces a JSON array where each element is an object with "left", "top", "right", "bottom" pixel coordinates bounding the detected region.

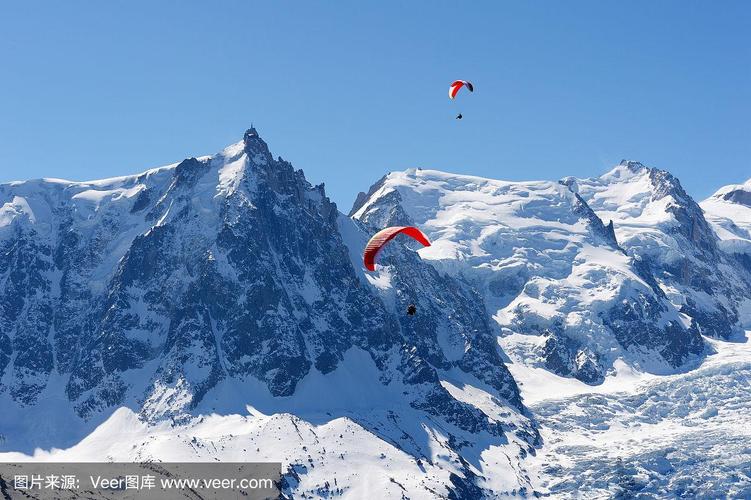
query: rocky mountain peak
[
  {"left": 2, "top": 128, "right": 751, "bottom": 497},
  {"left": 243, "top": 126, "right": 272, "bottom": 164},
  {"left": 244, "top": 125, "right": 258, "bottom": 139},
  {"left": 619, "top": 159, "right": 648, "bottom": 172},
  {"left": 349, "top": 174, "right": 389, "bottom": 217},
  {"left": 351, "top": 168, "right": 707, "bottom": 384},
  {"left": 714, "top": 180, "right": 751, "bottom": 207},
  {"left": 701, "top": 178, "right": 751, "bottom": 271},
  {"left": 609, "top": 160, "right": 691, "bottom": 208},
  {"left": 173, "top": 157, "right": 210, "bottom": 188},
  {"left": 577, "top": 162, "right": 745, "bottom": 339}
]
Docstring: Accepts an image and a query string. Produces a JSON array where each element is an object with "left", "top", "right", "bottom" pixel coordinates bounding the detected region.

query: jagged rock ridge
[
  {"left": 2, "top": 131, "right": 750, "bottom": 498},
  {"left": 0, "top": 128, "right": 534, "bottom": 498},
  {"left": 351, "top": 168, "right": 711, "bottom": 384}
]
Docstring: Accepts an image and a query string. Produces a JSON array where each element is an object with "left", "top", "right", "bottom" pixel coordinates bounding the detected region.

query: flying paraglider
[
  {"left": 363, "top": 226, "right": 431, "bottom": 272},
  {"left": 449, "top": 80, "right": 473, "bottom": 120},
  {"left": 448, "top": 80, "right": 473, "bottom": 100}
]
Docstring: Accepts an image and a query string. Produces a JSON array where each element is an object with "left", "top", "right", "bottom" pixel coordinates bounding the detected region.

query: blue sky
[{"left": 1, "top": 1, "right": 749, "bottom": 209}]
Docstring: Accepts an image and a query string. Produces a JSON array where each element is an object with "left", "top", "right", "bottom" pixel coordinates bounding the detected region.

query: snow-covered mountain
[
  {"left": 574, "top": 161, "right": 751, "bottom": 338},
  {"left": 0, "top": 129, "right": 535, "bottom": 498},
  {"left": 701, "top": 178, "right": 751, "bottom": 266},
  {"left": 351, "top": 169, "right": 705, "bottom": 384},
  {"left": 1, "top": 129, "right": 750, "bottom": 498}
]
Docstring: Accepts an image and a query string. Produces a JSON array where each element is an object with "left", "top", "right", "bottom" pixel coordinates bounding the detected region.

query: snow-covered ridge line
[
  {"left": 353, "top": 162, "right": 751, "bottom": 383},
  {"left": 2, "top": 164, "right": 179, "bottom": 189},
  {"left": 0, "top": 127, "right": 540, "bottom": 498},
  {"left": 701, "top": 176, "right": 751, "bottom": 268},
  {"left": 2, "top": 125, "right": 750, "bottom": 497}
]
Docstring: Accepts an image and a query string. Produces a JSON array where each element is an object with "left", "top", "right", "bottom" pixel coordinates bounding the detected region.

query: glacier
[{"left": 1, "top": 128, "right": 750, "bottom": 498}]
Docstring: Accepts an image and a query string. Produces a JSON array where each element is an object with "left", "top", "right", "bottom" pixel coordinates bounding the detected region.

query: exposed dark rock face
[
  {"left": 542, "top": 331, "right": 603, "bottom": 384},
  {"left": 576, "top": 161, "right": 750, "bottom": 341},
  {"left": 3, "top": 130, "right": 749, "bottom": 497},
  {"left": 354, "top": 169, "right": 708, "bottom": 385},
  {"left": 0, "top": 129, "right": 536, "bottom": 497},
  {"left": 0, "top": 224, "right": 54, "bottom": 405},
  {"left": 721, "top": 188, "right": 751, "bottom": 206}
]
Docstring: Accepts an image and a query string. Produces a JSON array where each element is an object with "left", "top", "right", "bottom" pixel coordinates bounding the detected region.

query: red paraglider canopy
[
  {"left": 363, "top": 226, "right": 431, "bottom": 271},
  {"left": 449, "top": 80, "right": 474, "bottom": 99}
]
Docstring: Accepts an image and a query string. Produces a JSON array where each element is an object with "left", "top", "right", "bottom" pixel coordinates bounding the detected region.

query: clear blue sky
[{"left": 1, "top": 1, "right": 749, "bottom": 209}]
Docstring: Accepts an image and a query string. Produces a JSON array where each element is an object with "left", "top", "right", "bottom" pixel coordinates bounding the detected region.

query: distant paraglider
[
  {"left": 449, "top": 80, "right": 473, "bottom": 120},
  {"left": 363, "top": 226, "right": 431, "bottom": 272}
]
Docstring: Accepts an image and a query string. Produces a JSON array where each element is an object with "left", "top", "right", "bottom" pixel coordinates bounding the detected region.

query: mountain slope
[
  {"left": 701, "top": 178, "right": 751, "bottom": 284},
  {"left": 0, "top": 129, "right": 535, "bottom": 498},
  {"left": 575, "top": 161, "right": 750, "bottom": 339},
  {"left": 3, "top": 132, "right": 751, "bottom": 498},
  {"left": 351, "top": 169, "right": 705, "bottom": 385},
  {"left": 527, "top": 331, "right": 751, "bottom": 498}
]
